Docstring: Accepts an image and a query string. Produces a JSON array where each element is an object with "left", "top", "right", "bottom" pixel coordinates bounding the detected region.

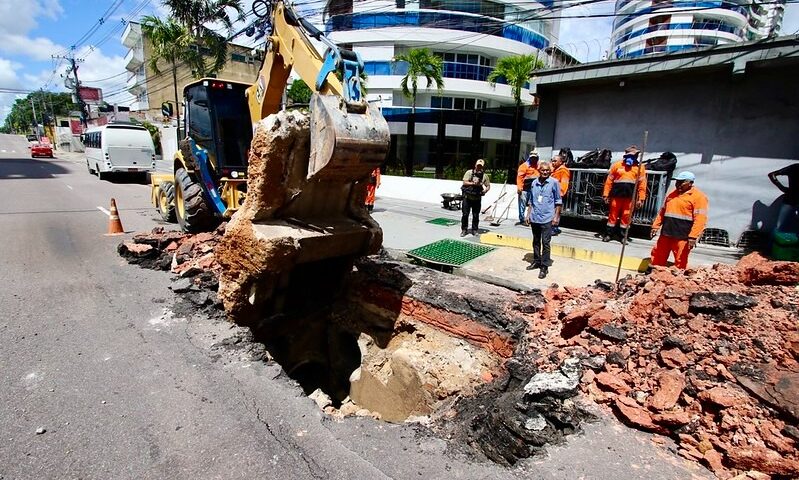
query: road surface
[{"left": 0, "top": 134, "right": 709, "bottom": 479}]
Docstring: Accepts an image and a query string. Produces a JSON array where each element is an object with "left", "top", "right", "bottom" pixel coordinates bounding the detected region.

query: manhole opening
[{"left": 247, "top": 258, "right": 504, "bottom": 423}]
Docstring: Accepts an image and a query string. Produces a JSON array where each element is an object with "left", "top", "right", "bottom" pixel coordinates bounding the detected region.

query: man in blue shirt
[{"left": 524, "top": 161, "right": 562, "bottom": 279}]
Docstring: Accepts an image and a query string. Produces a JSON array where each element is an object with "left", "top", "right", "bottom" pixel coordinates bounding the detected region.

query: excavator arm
[
  {"left": 245, "top": 2, "right": 385, "bottom": 181},
  {"left": 217, "top": 1, "right": 391, "bottom": 324}
]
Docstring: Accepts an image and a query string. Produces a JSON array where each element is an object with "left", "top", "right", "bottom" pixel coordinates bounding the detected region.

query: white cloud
[{"left": 0, "top": 0, "right": 58, "bottom": 36}]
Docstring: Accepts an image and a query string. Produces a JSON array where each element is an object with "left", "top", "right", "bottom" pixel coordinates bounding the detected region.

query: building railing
[
  {"left": 381, "top": 106, "right": 537, "bottom": 132},
  {"left": 326, "top": 11, "right": 549, "bottom": 49},
  {"left": 613, "top": 20, "right": 744, "bottom": 46},
  {"left": 561, "top": 168, "right": 670, "bottom": 225},
  {"left": 613, "top": 1, "right": 748, "bottom": 31},
  {"left": 363, "top": 61, "right": 529, "bottom": 88}
]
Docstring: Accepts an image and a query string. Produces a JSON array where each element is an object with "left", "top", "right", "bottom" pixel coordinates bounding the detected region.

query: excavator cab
[
  {"left": 184, "top": 79, "right": 252, "bottom": 178},
  {"left": 168, "top": 79, "right": 253, "bottom": 231}
]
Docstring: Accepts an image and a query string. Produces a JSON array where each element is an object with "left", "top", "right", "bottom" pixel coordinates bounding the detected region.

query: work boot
[
  {"left": 601, "top": 226, "right": 612, "bottom": 242},
  {"left": 460, "top": 230, "right": 467, "bottom": 237},
  {"left": 538, "top": 267, "right": 548, "bottom": 279}
]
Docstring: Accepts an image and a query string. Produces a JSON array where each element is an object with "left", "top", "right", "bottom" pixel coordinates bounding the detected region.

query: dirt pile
[{"left": 524, "top": 253, "right": 799, "bottom": 478}]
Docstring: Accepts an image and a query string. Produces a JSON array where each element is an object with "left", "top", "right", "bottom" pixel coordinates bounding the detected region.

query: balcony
[
  {"left": 326, "top": 11, "right": 549, "bottom": 50},
  {"left": 124, "top": 48, "right": 144, "bottom": 71},
  {"left": 127, "top": 72, "right": 146, "bottom": 95},
  {"left": 121, "top": 22, "right": 142, "bottom": 49}
]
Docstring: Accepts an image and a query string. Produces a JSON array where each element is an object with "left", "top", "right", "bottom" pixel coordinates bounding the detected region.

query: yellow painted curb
[{"left": 479, "top": 232, "right": 650, "bottom": 272}]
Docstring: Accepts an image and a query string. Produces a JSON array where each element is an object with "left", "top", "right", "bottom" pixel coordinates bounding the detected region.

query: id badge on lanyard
[{"left": 537, "top": 194, "right": 543, "bottom": 203}]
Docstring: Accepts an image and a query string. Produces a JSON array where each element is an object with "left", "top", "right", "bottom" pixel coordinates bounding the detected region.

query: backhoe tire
[
  {"left": 174, "top": 167, "right": 215, "bottom": 233},
  {"left": 156, "top": 181, "right": 176, "bottom": 223}
]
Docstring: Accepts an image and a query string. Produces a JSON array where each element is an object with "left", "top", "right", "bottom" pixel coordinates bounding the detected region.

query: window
[
  {"left": 430, "top": 96, "right": 484, "bottom": 110},
  {"left": 231, "top": 53, "right": 247, "bottom": 63},
  {"left": 396, "top": 0, "right": 405, "bottom": 8}
]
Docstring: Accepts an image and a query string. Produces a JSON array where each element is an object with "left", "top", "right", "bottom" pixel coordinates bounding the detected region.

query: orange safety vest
[
  {"left": 603, "top": 160, "right": 647, "bottom": 200},
  {"left": 652, "top": 186, "right": 709, "bottom": 239},
  {"left": 517, "top": 161, "right": 539, "bottom": 191},
  {"left": 551, "top": 165, "right": 570, "bottom": 197}
]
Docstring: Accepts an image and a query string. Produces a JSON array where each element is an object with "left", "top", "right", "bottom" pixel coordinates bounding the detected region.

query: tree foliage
[
  {"left": 161, "top": 0, "right": 245, "bottom": 75},
  {"left": 487, "top": 54, "right": 545, "bottom": 106},
  {"left": 393, "top": 48, "right": 444, "bottom": 111},
  {"left": 286, "top": 79, "right": 312, "bottom": 105},
  {"left": 140, "top": 15, "right": 199, "bottom": 76},
  {"left": 2, "top": 92, "right": 75, "bottom": 134}
]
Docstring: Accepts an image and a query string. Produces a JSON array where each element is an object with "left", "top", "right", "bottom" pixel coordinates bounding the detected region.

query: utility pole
[
  {"left": 53, "top": 54, "right": 87, "bottom": 127},
  {"left": 29, "top": 96, "right": 39, "bottom": 140}
]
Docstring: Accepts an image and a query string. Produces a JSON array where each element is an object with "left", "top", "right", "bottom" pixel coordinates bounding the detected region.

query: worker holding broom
[{"left": 517, "top": 150, "right": 539, "bottom": 225}]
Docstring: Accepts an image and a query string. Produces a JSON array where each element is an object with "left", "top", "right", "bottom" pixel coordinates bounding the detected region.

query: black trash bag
[
  {"left": 647, "top": 152, "right": 678, "bottom": 173},
  {"left": 568, "top": 148, "right": 598, "bottom": 168},
  {"left": 596, "top": 149, "right": 613, "bottom": 169}
]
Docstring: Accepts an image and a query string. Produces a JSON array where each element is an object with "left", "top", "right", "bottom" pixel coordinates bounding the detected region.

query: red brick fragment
[{"left": 648, "top": 369, "right": 685, "bottom": 411}]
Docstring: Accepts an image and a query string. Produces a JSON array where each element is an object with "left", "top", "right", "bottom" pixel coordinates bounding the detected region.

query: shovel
[
  {"left": 482, "top": 191, "right": 507, "bottom": 215},
  {"left": 488, "top": 197, "right": 515, "bottom": 226}
]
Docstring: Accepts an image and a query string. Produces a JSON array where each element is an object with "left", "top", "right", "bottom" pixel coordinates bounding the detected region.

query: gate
[{"left": 561, "top": 168, "right": 670, "bottom": 225}]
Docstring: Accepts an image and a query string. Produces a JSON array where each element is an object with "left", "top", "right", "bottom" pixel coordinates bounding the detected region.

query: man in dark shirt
[{"left": 769, "top": 163, "right": 799, "bottom": 233}]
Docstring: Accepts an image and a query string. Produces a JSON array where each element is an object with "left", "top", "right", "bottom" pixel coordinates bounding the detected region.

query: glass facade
[{"left": 325, "top": 11, "right": 549, "bottom": 50}]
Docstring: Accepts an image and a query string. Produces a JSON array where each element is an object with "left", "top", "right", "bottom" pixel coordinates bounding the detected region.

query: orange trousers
[
  {"left": 607, "top": 197, "right": 633, "bottom": 229},
  {"left": 365, "top": 184, "right": 377, "bottom": 206},
  {"left": 650, "top": 235, "right": 691, "bottom": 269}
]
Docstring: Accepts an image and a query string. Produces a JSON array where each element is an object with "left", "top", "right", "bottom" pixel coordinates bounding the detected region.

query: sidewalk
[{"left": 373, "top": 196, "right": 742, "bottom": 290}]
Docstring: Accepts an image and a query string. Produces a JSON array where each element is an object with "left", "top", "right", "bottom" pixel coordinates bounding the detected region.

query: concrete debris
[
  {"left": 120, "top": 222, "right": 799, "bottom": 477},
  {"left": 526, "top": 252, "right": 799, "bottom": 478}
]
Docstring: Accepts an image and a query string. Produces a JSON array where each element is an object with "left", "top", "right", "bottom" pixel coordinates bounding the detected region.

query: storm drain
[
  {"left": 407, "top": 239, "right": 495, "bottom": 267},
  {"left": 426, "top": 217, "right": 460, "bottom": 226}
]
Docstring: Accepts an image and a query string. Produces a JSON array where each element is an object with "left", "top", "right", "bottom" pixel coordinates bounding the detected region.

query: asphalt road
[{"left": 0, "top": 133, "right": 710, "bottom": 479}]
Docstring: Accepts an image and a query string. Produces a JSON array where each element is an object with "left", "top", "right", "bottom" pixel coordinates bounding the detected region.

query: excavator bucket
[{"left": 308, "top": 93, "right": 390, "bottom": 181}]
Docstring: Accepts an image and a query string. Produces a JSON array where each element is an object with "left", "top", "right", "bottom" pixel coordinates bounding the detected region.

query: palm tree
[
  {"left": 488, "top": 54, "right": 544, "bottom": 181},
  {"left": 141, "top": 15, "right": 199, "bottom": 133},
  {"left": 393, "top": 48, "right": 444, "bottom": 176},
  {"left": 394, "top": 48, "right": 444, "bottom": 112},
  {"left": 162, "top": 0, "right": 246, "bottom": 75}
]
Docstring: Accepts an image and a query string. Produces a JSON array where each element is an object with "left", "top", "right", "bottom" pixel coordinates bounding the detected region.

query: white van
[{"left": 84, "top": 123, "right": 156, "bottom": 179}]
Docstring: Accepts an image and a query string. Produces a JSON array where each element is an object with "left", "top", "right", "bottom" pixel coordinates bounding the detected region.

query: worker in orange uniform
[
  {"left": 365, "top": 167, "right": 381, "bottom": 212},
  {"left": 550, "top": 153, "right": 570, "bottom": 235},
  {"left": 602, "top": 145, "right": 647, "bottom": 242},
  {"left": 516, "top": 150, "right": 539, "bottom": 225},
  {"left": 650, "top": 171, "right": 708, "bottom": 269}
]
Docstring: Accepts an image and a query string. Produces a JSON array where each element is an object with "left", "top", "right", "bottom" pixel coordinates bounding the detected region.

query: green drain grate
[
  {"left": 407, "top": 239, "right": 495, "bottom": 267},
  {"left": 426, "top": 217, "right": 460, "bottom": 226}
]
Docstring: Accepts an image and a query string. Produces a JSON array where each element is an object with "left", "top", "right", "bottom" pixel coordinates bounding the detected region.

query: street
[{"left": 0, "top": 133, "right": 708, "bottom": 479}]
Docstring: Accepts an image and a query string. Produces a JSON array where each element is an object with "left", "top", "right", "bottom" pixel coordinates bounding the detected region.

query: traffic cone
[{"left": 105, "top": 198, "right": 125, "bottom": 236}]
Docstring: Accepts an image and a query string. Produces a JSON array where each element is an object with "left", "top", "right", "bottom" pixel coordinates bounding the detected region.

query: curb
[{"left": 479, "top": 232, "right": 650, "bottom": 272}]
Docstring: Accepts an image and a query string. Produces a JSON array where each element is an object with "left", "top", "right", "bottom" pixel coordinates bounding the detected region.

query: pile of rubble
[
  {"left": 521, "top": 253, "right": 799, "bottom": 478},
  {"left": 119, "top": 229, "right": 799, "bottom": 477},
  {"left": 117, "top": 226, "right": 223, "bottom": 276}
]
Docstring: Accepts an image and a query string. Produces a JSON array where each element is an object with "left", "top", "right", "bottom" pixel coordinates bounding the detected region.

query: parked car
[{"left": 30, "top": 142, "right": 54, "bottom": 158}]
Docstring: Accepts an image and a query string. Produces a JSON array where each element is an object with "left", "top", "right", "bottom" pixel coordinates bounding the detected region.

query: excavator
[
  {"left": 150, "top": 0, "right": 390, "bottom": 324},
  {"left": 150, "top": 0, "right": 389, "bottom": 232}
]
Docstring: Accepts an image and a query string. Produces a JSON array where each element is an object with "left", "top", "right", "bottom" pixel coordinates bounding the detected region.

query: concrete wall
[
  {"left": 377, "top": 175, "right": 516, "bottom": 221},
  {"left": 536, "top": 63, "right": 799, "bottom": 243}
]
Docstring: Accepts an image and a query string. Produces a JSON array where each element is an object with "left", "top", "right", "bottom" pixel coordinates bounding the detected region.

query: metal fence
[{"left": 561, "top": 168, "right": 670, "bottom": 225}]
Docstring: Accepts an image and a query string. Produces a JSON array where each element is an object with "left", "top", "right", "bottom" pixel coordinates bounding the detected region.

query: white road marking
[
  {"left": 66, "top": 185, "right": 73, "bottom": 190},
  {"left": 97, "top": 206, "right": 110, "bottom": 216},
  {"left": 1, "top": 149, "right": 6, "bottom": 152}
]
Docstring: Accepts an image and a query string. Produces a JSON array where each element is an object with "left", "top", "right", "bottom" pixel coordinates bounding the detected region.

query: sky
[{"left": 0, "top": 0, "right": 797, "bottom": 125}]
